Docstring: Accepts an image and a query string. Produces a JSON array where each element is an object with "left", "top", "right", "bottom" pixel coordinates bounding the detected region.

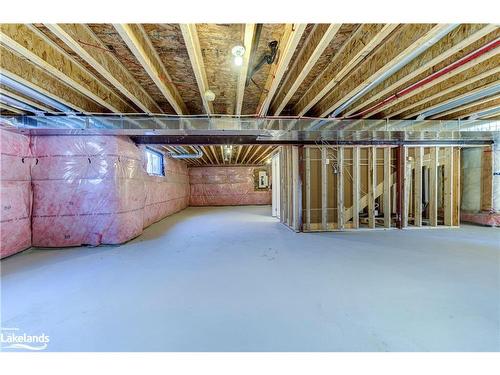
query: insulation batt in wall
[
  {"left": 30, "top": 136, "right": 145, "bottom": 247},
  {"left": 189, "top": 166, "right": 271, "bottom": 206},
  {"left": 140, "top": 147, "right": 189, "bottom": 228},
  {"left": 0, "top": 129, "right": 32, "bottom": 258}
]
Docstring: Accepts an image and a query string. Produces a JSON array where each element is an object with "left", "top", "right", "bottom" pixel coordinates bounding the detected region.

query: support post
[
  {"left": 368, "top": 147, "right": 376, "bottom": 228},
  {"left": 305, "top": 147, "right": 311, "bottom": 231},
  {"left": 414, "top": 147, "right": 423, "bottom": 226},
  {"left": 429, "top": 146, "right": 439, "bottom": 226},
  {"left": 352, "top": 146, "right": 360, "bottom": 229},
  {"left": 321, "top": 147, "right": 328, "bottom": 231},
  {"left": 383, "top": 147, "right": 392, "bottom": 228},
  {"left": 396, "top": 145, "right": 405, "bottom": 229},
  {"left": 444, "top": 147, "right": 454, "bottom": 226},
  {"left": 337, "top": 147, "right": 344, "bottom": 230}
]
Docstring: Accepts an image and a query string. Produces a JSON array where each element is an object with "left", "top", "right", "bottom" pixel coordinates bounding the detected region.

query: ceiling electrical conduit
[
  {"left": 0, "top": 75, "right": 77, "bottom": 113},
  {"left": 328, "top": 24, "right": 459, "bottom": 119},
  {"left": 417, "top": 83, "right": 500, "bottom": 119},
  {"left": 0, "top": 93, "right": 45, "bottom": 115},
  {"left": 168, "top": 145, "right": 204, "bottom": 159},
  {"left": 346, "top": 37, "right": 500, "bottom": 119}
]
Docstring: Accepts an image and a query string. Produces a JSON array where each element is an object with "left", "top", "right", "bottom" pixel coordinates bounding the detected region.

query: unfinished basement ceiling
[
  {"left": 160, "top": 144, "right": 277, "bottom": 166},
  {"left": 0, "top": 23, "right": 498, "bottom": 121}
]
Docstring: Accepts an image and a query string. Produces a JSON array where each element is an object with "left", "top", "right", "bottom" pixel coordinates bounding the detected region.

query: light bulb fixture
[
  {"left": 231, "top": 45, "right": 245, "bottom": 57},
  {"left": 231, "top": 44, "right": 245, "bottom": 67},
  {"left": 204, "top": 90, "right": 215, "bottom": 102},
  {"left": 266, "top": 159, "right": 271, "bottom": 164},
  {"left": 234, "top": 56, "right": 243, "bottom": 66}
]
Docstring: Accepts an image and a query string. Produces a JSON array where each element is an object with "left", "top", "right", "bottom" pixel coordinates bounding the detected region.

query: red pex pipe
[{"left": 346, "top": 38, "right": 500, "bottom": 119}]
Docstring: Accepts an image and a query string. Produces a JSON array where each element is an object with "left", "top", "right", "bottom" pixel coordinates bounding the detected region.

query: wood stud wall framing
[{"left": 278, "top": 145, "right": 461, "bottom": 232}]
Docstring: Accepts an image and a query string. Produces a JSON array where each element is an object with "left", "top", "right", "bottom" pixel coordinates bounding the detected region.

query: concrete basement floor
[{"left": 1, "top": 205, "right": 499, "bottom": 352}]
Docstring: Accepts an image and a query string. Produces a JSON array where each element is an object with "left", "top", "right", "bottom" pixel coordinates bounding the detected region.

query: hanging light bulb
[
  {"left": 234, "top": 55, "right": 243, "bottom": 66},
  {"left": 231, "top": 45, "right": 245, "bottom": 67}
]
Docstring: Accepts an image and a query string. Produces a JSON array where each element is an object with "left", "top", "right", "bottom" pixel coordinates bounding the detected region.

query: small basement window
[{"left": 145, "top": 148, "right": 164, "bottom": 176}]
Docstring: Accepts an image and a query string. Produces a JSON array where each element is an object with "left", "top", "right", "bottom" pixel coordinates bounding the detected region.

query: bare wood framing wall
[{"left": 278, "top": 145, "right": 461, "bottom": 232}]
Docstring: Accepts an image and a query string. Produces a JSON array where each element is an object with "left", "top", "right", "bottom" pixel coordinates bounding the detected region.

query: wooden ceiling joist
[
  {"left": 235, "top": 24, "right": 256, "bottom": 116},
  {"left": 370, "top": 47, "right": 500, "bottom": 118},
  {"left": 0, "top": 46, "right": 103, "bottom": 113},
  {"left": 0, "top": 87, "right": 56, "bottom": 113},
  {"left": 257, "top": 23, "right": 307, "bottom": 116},
  {"left": 235, "top": 145, "right": 243, "bottom": 164},
  {"left": 45, "top": 23, "right": 163, "bottom": 114},
  {"left": 313, "top": 24, "right": 453, "bottom": 118},
  {"left": 404, "top": 80, "right": 499, "bottom": 119},
  {"left": 0, "top": 102, "right": 25, "bottom": 114},
  {"left": 179, "top": 24, "right": 214, "bottom": 115},
  {"left": 344, "top": 24, "right": 498, "bottom": 117},
  {"left": 240, "top": 145, "right": 254, "bottom": 164},
  {"left": 430, "top": 94, "right": 500, "bottom": 119},
  {"left": 270, "top": 24, "right": 342, "bottom": 116},
  {"left": 114, "top": 24, "right": 188, "bottom": 115},
  {"left": 385, "top": 67, "right": 500, "bottom": 118},
  {"left": 0, "top": 24, "right": 134, "bottom": 114},
  {"left": 292, "top": 24, "right": 398, "bottom": 117}
]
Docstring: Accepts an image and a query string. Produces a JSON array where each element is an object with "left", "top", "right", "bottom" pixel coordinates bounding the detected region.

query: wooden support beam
[
  {"left": 0, "top": 24, "right": 134, "bottom": 113},
  {"left": 270, "top": 24, "right": 341, "bottom": 116},
  {"left": 321, "top": 147, "right": 328, "bottom": 231},
  {"left": 352, "top": 147, "right": 360, "bottom": 229},
  {"left": 179, "top": 24, "right": 214, "bottom": 115},
  {"left": 313, "top": 24, "right": 449, "bottom": 117},
  {"left": 46, "top": 24, "right": 163, "bottom": 114},
  {"left": 305, "top": 147, "right": 311, "bottom": 231},
  {"left": 293, "top": 24, "right": 397, "bottom": 117},
  {"left": 258, "top": 24, "right": 307, "bottom": 116},
  {"left": 443, "top": 147, "right": 454, "bottom": 226},
  {"left": 429, "top": 147, "right": 439, "bottom": 226},
  {"left": 383, "top": 147, "right": 392, "bottom": 228},
  {"left": 337, "top": 147, "right": 344, "bottom": 230},
  {"left": 235, "top": 24, "right": 255, "bottom": 116},
  {"left": 114, "top": 24, "right": 188, "bottom": 115},
  {"left": 414, "top": 147, "right": 424, "bottom": 226},
  {"left": 0, "top": 46, "right": 103, "bottom": 113},
  {"left": 344, "top": 24, "right": 498, "bottom": 117},
  {"left": 368, "top": 147, "right": 376, "bottom": 228}
]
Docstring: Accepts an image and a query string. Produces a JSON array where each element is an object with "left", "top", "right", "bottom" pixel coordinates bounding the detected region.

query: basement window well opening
[{"left": 146, "top": 147, "right": 164, "bottom": 176}]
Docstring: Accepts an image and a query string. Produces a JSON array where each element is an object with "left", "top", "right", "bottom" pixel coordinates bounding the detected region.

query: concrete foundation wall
[
  {"left": 0, "top": 129, "right": 32, "bottom": 258},
  {"left": 189, "top": 166, "right": 271, "bottom": 206}
]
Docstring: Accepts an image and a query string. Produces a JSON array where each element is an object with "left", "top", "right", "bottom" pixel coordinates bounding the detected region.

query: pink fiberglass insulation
[
  {"left": 0, "top": 129, "right": 32, "bottom": 258},
  {"left": 460, "top": 211, "right": 500, "bottom": 227},
  {"left": 30, "top": 136, "right": 145, "bottom": 247},
  {"left": 141, "top": 147, "right": 189, "bottom": 227},
  {"left": 189, "top": 166, "right": 271, "bottom": 206}
]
